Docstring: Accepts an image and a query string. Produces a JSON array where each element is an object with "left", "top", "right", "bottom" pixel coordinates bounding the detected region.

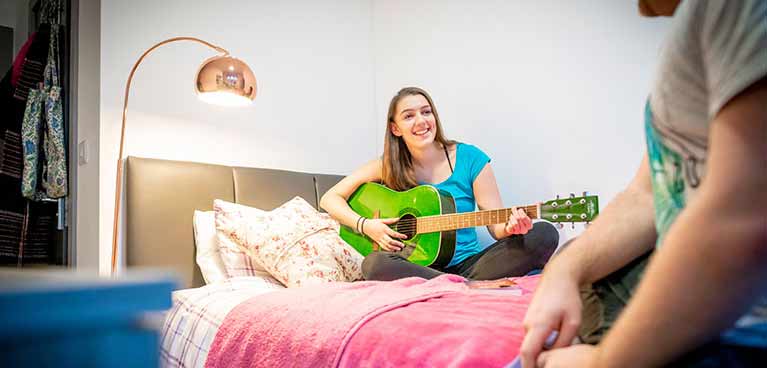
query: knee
[
  {"left": 533, "top": 221, "right": 560, "bottom": 248},
  {"left": 531, "top": 222, "right": 559, "bottom": 259},
  {"left": 361, "top": 252, "right": 394, "bottom": 280}
]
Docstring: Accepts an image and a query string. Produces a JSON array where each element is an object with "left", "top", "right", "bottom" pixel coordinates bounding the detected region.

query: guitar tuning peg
[
  {"left": 583, "top": 191, "right": 588, "bottom": 197},
  {"left": 570, "top": 193, "right": 575, "bottom": 198},
  {"left": 571, "top": 222, "right": 575, "bottom": 229},
  {"left": 556, "top": 194, "right": 560, "bottom": 200},
  {"left": 556, "top": 223, "right": 564, "bottom": 230}
]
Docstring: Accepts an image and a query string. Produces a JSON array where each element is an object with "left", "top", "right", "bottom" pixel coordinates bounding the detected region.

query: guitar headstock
[{"left": 540, "top": 192, "right": 599, "bottom": 225}]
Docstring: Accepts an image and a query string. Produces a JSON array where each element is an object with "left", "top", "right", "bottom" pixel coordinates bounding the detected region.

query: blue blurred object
[
  {"left": 505, "top": 331, "right": 559, "bottom": 368},
  {"left": 0, "top": 269, "right": 176, "bottom": 367},
  {"left": 506, "top": 356, "right": 523, "bottom": 368},
  {"left": 525, "top": 269, "right": 543, "bottom": 276}
]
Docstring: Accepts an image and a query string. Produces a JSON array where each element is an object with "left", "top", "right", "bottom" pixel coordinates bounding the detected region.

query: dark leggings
[{"left": 361, "top": 222, "right": 560, "bottom": 281}]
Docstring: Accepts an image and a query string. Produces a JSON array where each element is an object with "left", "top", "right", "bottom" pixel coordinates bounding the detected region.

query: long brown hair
[{"left": 382, "top": 87, "right": 455, "bottom": 191}]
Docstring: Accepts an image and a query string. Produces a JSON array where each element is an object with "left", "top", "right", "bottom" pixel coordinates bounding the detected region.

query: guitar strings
[
  {"left": 391, "top": 207, "right": 538, "bottom": 224},
  {"left": 389, "top": 210, "right": 539, "bottom": 227},
  {"left": 391, "top": 218, "right": 534, "bottom": 232},
  {"left": 367, "top": 206, "right": 542, "bottom": 233}
]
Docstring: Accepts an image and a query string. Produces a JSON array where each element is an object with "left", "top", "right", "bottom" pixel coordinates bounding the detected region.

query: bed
[{"left": 124, "top": 156, "right": 539, "bottom": 368}]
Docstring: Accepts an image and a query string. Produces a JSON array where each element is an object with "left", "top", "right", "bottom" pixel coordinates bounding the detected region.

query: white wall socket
[{"left": 78, "top": 140, "right": 89, "bottom": 165}]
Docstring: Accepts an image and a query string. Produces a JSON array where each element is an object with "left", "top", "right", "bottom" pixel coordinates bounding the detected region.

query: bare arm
[
  {"left": 320, "top": 159, "right": 383, "bottom": 230},
  {"left": 595, "top": 79, "right": 767, "bottom": 367},
  {"left": 520, "top": 153, "right": 657, "bottom": 368},
  {"left": 548, "top": 154, "right": 658, "bottom": 285},
  {"left": 320, "top": 159, "right": 408, "bottom": 251},
  {"left": 473, "top": 164, "right": 510, "bottom": 239}
]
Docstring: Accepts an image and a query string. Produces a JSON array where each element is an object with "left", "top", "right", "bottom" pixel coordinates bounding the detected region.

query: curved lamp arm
[{"left": 110, "top": 37, "right": 229, "bottom": 275}]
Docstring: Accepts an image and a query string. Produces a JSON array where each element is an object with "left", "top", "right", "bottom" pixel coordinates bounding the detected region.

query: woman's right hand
[{"left": 362, "top": 217, "right": 408, "bottom": 252}]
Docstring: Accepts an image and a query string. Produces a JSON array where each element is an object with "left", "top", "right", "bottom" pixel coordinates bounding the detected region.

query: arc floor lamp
[{"left": 110, "top": 37, "right": 257, "bottom": 274}]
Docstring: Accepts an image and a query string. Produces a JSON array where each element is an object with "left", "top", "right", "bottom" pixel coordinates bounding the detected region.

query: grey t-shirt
[{"left": 647, "top": 0, "right": 767, "bottom": 347}]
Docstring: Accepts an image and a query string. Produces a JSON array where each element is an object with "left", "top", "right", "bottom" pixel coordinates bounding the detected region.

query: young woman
[{"left": 320, "top": 86, "right": 559, "bottom": 281}]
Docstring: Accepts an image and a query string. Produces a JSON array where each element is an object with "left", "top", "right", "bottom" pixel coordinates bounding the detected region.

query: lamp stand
[{"left": 110, "top": 37, "right": 229, "bottom": 275}]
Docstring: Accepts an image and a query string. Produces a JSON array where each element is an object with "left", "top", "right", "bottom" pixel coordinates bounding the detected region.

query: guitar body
[{"left": 339, "top": 183, "right": 457, "bottom": 267}]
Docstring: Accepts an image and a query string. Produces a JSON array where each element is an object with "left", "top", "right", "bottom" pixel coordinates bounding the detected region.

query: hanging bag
[{"left": 21, "top": 21, "right": 67, "bottom": 200}]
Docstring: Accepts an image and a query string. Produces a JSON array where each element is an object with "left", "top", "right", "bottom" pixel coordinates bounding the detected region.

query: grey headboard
[{"left": 125, "top": 156, "right": 343, "bottom": 289}]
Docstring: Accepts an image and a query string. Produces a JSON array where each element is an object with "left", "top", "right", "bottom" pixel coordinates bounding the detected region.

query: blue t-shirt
[{"left": 422, "top": 143, "right": 491, "bottom": 267}]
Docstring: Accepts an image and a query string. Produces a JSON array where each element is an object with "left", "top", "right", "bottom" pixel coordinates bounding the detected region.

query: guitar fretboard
[{"left": 416, "top": 205, "right": 539, "bottom": 233}]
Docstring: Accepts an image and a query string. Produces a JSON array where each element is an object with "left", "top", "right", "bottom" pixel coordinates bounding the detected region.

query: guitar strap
[{"left": 443, "top": 145, "right": 454, "bottom": 173}]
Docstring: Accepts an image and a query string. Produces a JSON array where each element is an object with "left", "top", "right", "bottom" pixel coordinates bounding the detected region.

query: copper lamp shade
[{"left": 196, "top": 55, "right": 257, "bottom": 106}]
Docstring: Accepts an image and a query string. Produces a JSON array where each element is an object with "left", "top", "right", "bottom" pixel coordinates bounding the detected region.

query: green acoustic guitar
[{"left": 339, "top": 182, "right": 599, "bottom": 268}]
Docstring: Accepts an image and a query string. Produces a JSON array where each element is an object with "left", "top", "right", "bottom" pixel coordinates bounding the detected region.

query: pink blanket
[{"left": 206, "top": 274, "right": 539, "bottom": 368}]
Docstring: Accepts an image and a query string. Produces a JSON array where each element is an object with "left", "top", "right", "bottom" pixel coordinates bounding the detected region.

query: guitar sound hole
[{"left": 394, "top": 214, "right": 417, "bottom": 240}]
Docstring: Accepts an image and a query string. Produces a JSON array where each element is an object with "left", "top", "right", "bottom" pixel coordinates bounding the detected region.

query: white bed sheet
[{"left": 160, "top": 276, "right": 285, "bottom": 368}]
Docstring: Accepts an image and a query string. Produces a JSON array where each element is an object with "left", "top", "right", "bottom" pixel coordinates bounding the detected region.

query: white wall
[
  {"left": 95, "top": 0, "right": 670, "bottom": 272},
  {"left": 73, "top": 0, "right": 101, "bottom": 272}
]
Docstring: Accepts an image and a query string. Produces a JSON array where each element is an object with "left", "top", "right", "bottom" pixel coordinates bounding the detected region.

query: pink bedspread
[{"left": 205, "top": 274, "right": 540, "bottom": 368}]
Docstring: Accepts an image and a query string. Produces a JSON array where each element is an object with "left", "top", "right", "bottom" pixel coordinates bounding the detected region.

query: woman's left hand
[{"left": 505, "top": 207, "right": 532, "bottom": 235}]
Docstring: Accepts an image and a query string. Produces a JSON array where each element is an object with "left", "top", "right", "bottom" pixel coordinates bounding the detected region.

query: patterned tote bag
[{"left": 20, "top": 23, "right": 67, "bottom": 200}]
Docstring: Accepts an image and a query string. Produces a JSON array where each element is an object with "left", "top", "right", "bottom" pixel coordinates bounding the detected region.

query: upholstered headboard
[{"left": 125, "top": 156, "right": 344, "bottom": 289}]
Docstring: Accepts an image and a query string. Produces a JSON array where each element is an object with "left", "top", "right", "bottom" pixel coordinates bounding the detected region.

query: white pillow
[{"left": 193, "top": 210, "right": 228, "bottom": 284}]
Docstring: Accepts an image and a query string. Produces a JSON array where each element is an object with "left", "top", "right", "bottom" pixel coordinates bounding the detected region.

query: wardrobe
[{"left": 0, "top": 0, "right": 71, "bottom": 267}]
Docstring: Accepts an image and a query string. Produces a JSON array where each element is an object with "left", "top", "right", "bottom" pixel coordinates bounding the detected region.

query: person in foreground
[
  {"left": 520, "top": 0, "right": 766, "bottom": 367},
  {"left": 321, "top": 86, "right": 559, "bottom": 281}
]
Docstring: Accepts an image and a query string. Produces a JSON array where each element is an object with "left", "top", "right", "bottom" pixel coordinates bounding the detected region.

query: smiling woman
[{"left": 320, "top": 86, "right": 560, "bottom": 282}]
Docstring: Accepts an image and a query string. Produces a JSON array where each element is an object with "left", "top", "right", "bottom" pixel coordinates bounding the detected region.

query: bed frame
[{"left": 124, "top": 156, "right": 343, "bottom": 289}]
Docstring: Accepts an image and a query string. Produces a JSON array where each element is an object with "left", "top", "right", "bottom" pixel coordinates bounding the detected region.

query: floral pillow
[
  {"left": 214, "top": 197, "right": 363, "bottom": 287},
  {"left": 213, "top": 200, "right": 272, "bottom": 278}
]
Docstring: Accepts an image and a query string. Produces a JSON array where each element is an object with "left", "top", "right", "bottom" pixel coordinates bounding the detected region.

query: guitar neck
[{"left": 417, "top": 205, "right": 540, "bottom": 233}]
